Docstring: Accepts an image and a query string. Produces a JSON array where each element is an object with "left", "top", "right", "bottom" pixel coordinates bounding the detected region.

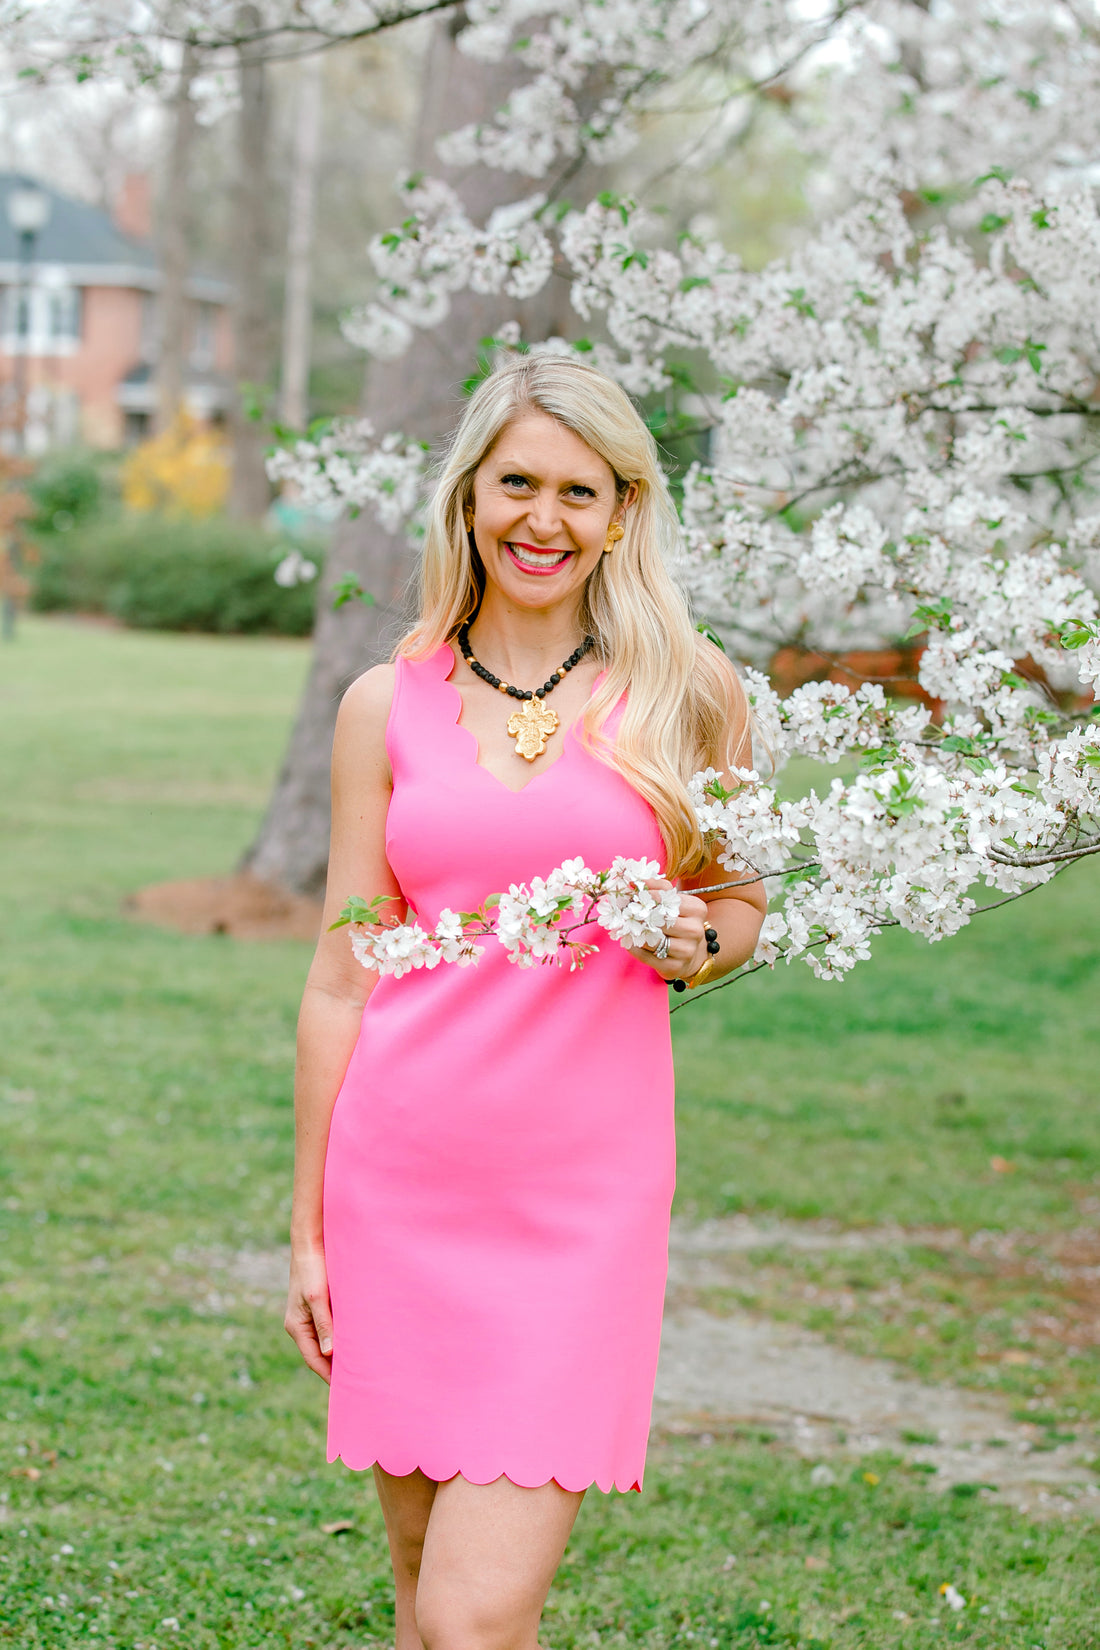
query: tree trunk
[
  {"left": 242, "top": 16, "right": 588, "bottom": 895},
  {"left": 279, "top": 51, "right": 323, "bottom": 429},
  {"left": 155, "top": 43, "right": 198, "bottom": 434},
  {"left": 228, "top": 3, "right": 273, "bottom": 518}
]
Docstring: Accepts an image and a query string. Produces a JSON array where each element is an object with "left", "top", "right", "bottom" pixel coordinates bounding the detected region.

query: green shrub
[
  {"left": 30, "top": 513, "right": 321, "bottom": 636},
  {"left": 27, "top": 450, "right": 105, "bottom": 534}
]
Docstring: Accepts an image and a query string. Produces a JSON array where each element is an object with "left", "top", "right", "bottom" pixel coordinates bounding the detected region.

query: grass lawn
[{"left": 1, "top": 615, "right": 1098, "bottom": 1649}]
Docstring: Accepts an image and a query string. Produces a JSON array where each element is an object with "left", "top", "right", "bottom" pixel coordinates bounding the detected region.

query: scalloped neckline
[{"left": 439, "top": 642, "right": 605, "bottom": 797}]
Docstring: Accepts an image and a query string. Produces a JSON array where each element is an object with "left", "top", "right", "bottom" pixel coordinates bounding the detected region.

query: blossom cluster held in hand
[{"left": 333, "top": 859, "right": 681, "bottom": 976}]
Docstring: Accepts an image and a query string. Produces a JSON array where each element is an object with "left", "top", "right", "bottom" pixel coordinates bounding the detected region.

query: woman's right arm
[{"left": 284, "top": 663, "right": 400, "bottom": 1382}]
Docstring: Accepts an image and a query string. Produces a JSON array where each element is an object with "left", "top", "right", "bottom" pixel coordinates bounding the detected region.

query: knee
[{"left": 415, "top": 1587, "right": 525, "bottom": 1650}]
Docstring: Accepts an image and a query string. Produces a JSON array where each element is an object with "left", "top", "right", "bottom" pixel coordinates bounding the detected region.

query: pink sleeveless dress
[{"left": 323, "top": 642, "right": 675, "bottom": 1493}]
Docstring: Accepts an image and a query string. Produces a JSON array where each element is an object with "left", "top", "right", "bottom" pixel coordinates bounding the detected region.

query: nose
[{"left": 523, "top": 487, "right": 563, "bottom": 544}]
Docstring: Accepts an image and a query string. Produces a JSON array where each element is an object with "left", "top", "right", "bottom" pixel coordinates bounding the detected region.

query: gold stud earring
[{"left": 603, "top": 522, "right": 625, "bottom": 553}]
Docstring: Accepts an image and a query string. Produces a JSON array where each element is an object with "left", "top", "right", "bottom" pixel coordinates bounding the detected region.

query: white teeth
[{"left": 508, "top": 543, "right": 569, "bottom": 568}]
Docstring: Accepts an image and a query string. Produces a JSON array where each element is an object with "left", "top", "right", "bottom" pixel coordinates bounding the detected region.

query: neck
[{"left": 467, "top": 589, "right": 589, "bottom": 684}]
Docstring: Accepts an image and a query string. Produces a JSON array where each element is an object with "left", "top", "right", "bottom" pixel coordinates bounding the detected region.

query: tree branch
[{"left": 669, "top": 863, "right": 1072, "bottom": 1012}]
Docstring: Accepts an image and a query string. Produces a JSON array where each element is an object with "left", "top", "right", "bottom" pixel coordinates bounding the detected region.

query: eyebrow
[{"left": 493, "top": 459, "right": 605, "bottom": 488}]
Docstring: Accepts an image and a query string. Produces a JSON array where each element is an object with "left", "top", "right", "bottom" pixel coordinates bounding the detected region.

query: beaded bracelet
[{"left": 672, "top": 925, "right": 720, "bottom": 992}]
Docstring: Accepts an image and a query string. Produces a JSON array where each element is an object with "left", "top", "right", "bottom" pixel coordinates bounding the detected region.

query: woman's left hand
[{"left": 629, "top": 878, "right": 711, "bottom": 982}]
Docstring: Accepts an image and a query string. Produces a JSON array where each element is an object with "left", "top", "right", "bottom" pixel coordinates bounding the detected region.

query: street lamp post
[
  {"left": 7, "top": 182, "right": 51, "bottom": 452},
  {"left": 2, "top": 181, "right": 51, "bottom": 641}
]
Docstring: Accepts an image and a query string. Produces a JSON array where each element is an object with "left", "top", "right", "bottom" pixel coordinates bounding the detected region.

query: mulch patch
[{"left": 124, "top": 871, "right": 323, "bottom": 942}]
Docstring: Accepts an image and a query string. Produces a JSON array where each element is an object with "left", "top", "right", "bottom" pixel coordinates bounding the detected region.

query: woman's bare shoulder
[
  {"left": 340, "top": 662, "right": 396, "bottom": 720},
  {"left": 334, "top": 664, "right": 397, "bottom": 765}
]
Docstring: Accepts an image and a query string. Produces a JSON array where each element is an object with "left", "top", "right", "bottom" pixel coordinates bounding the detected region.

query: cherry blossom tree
[
  {"left": 269, "top": 0, "right": 1100, "bottom": 991},
  {"left": 7, "top": 0, "right": 1098, "bottom": 987}
]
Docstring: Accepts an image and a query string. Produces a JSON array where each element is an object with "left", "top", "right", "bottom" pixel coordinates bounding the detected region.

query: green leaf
[
  {"left": 903, "top": 597, "right": 953, "bottom": 640},
  {"left": 329, "top": 893, "right": 399, "bottom": 931},
  {"left": 696, "top": 621, "right": 726, "bottom": 652},
  {"left": 980, "top": 213, "right": 1009, "bottom": 234},
  {"left": 996, "top": 339, "right": 1046, "bottom": 373},
  {"left": 784, "top": 286, "right": 816, "bottom": 319},
  {"left": 1058, "top": 619, "right": 1096, "bottom": 650},
  {"left": 596, "top": 190, "right": 632, "bottom": 226},
  {"left": 331, "top": 573, "right": 376, "bottom": 611},
  {"left": 679, "top": 275, "right": 712, "bottom": 293},
  {"left": 783, "top": 863, "right": 819, "bottom": 886},
  {"left": 916, "top": 185, "right": 969, "bottom": 207},
  {"left": 237, "top": 382, "right": 270, "bottom": 424}
]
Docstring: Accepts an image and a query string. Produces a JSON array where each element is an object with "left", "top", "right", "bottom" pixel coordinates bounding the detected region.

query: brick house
[{"left": 0, "top": 172, "right": 232, "bottom": 451}]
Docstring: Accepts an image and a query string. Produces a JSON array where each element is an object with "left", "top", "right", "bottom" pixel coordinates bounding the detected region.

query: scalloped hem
[{"left": 327, "top": 1446, "right": 643, "bottom": 1495}]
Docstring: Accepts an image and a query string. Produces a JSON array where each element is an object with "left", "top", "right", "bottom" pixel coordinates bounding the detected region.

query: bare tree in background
[
  {"left": 279, "top": 50, "right": 323, "bottom": 429},
  {"left": 228, "top": 2, "right": 273, "bottom": 517},
  {"left": 242, "top": 14, "right": 588, "bottom": 895},
  {"left": 155, "top": 42, "right": 198, "bottom": 433}
]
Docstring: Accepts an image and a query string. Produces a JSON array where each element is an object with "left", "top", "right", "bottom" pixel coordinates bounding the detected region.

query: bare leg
[
  {"left": 372, "top": 1464, "right": 439, "bottom": 1650},
  {"left": 414, "top": 1473, "right": 584, "bottom": 1650}
]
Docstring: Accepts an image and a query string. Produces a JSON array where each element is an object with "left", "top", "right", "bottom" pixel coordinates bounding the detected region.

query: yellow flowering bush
[{"left": 121, "top": 415, "right": 229, "bottom": 518}]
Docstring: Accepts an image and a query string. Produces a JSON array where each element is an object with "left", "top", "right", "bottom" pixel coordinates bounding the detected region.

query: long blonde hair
[{"left": 398, "top": 352, "right": 747, "bottom": 877}]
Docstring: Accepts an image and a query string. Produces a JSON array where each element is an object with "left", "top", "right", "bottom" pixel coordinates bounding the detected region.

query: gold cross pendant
[{"left": 507, "top": 696, "right": 560, "bottom": 761}]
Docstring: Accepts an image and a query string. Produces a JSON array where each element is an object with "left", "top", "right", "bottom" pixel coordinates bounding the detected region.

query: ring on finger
[{"left": 651, "top": 933, "right": 671, "bottom": 961}]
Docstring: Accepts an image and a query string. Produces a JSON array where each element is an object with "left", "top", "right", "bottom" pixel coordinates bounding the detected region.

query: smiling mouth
[{"left": 504, "top": 542, "right": 573, "bottom": 574}]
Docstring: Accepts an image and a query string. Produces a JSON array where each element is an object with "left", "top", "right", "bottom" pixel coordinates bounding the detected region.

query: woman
[{"left": 285, "top": 353, "right": 766, "bottom": 1650}]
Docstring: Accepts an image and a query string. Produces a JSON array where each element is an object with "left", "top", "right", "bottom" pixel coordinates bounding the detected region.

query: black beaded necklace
[{"left": 457, "top": 621, "right": 596, "bottom": 762}]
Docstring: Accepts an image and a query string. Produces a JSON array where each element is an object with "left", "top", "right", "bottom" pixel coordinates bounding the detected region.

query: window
[
  {"left": 190, "top": 302, "right": 216, "bottom": 372},
  {"left": 48, "top": 287, "right": 81, "bottom": 341},
  {"left": 124, "top": 410, "right": 151, "bottom": 445},
  {"left": 0, "top": 282, "right": 82, "bottom": 352},
  {"left": 0, "top": 286, "right": 29, "bottom": 337}
]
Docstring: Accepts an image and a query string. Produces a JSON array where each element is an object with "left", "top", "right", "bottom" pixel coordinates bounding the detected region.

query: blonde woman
[{"left": 285, "top": 354, "right": 766, "bottom": 1650}]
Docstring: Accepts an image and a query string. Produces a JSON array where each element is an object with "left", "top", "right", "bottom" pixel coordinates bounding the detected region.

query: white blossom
[
  {"left": 272, "top": 550, "right": 318, "bottom": 588},
  {"left": 266, "top": 420, "right": 427, "bottom": 535}
]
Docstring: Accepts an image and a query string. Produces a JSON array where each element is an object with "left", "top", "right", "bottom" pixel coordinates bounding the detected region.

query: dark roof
[{"left": 0, "top": 172, "right": 156, "bottom": 271}]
